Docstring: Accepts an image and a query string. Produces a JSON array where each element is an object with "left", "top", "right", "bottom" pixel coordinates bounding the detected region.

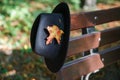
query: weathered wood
[
  {"left": 67, "top": 27, "right": 120, "bottom": 57},
  {"left": 71, "top": 7, "right": 120, "bottom": 30},
  {"left": 67, "top": 32, "right": 100, "bottom": 57},
  {"left": 100, "top": 27, "right": 120, "bottom": 46},
  {"left": 56, "top": 7, "right": 120, "bottom": 80},
  {"left": 57, "top": 44, "right": 120, "bottom": 80},
  {"left": 100, "top": 45, "right": 120, "bottom": 66},
  {"left": 57, "top": 54, "right": 104, "bottom": 80}
]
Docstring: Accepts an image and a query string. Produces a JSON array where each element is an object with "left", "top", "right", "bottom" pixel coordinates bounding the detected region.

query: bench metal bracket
[{"left": 81, "top": 70, "right": 99, "bottom": 80}]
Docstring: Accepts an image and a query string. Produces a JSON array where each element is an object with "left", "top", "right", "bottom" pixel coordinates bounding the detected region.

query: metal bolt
[
  {"left": 102, "top": 58, "right": 104, "bottom": 61},
  {"left": 99, "top": 38, "right": 101, "bottom": 41},
  {"left": 94, "top": 16, "right": 98, "bottom": 20}
]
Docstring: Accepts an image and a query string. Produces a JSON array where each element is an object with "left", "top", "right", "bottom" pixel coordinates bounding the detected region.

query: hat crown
[{"left": 35, "top": 13, "right": 64, "bottom": 59}]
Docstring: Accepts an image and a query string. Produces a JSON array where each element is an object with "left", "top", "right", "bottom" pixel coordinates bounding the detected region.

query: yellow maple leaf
[{"left": 46, "top": 25, "right": 64, "bottom": 45}]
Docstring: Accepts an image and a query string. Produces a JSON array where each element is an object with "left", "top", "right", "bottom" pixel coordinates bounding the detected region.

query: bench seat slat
[
  {"left": 100, "top": 27, "right": 120, "bottom": 46},
  {"left": 71, "top": 7, "right": 120, "bottom": 30},
  {"left": 57, "top": 54, "right": 104, "bottom": 80},
  {"left": 57, "top": 45, "right": 120, "bottom": 80},
  {"left": 100, "top": 45, "right": 120, "bottom": 66},
  {"left": 67, "top": 32, "right": 100, "bottom": 57}
]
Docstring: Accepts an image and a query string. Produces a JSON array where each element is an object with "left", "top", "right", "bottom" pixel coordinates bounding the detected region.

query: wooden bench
[{"left": 56, "top": 7, "right": 120, "bottom": 80}]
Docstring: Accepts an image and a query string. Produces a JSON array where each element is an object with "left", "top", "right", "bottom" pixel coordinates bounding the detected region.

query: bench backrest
[{"left": 56, "top": 7, "right": 120, "bottom": 80}]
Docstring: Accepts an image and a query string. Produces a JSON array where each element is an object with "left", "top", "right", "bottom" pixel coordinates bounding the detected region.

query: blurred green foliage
[
  {"left": 0, "top": 0, "right": 31, "bottom": 36},
  {"left": 0, "top": 0, "right": 119, "bottom": 49},
  {"left": 0, "top": 0, "right": 80, "bottom": 49}
]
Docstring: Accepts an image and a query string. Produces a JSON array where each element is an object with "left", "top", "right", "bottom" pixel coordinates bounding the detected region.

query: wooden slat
[
  {"left": 71, "top": 7, "right": 120, "bottom": 30},
  {"left": 100, "top": 45, "right": 120, "bottom": 66},
  {"left": 67, "top": 32, "right": 100, "bottom": 57},
  {"left": 100, "top": 27, "right": 120, "bottom": 46},
  {"left": 67, "top": 27, "right": 120, "bottom": 57},
  {"left": 56, "top": 54, "right": 104, "bottom": 80}
]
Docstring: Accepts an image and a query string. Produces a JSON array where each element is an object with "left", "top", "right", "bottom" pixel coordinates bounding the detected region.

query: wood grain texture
[
  {"left": 100, "top": 27, "right": 120, "bottom": 46},
  {"left": 100, "top": 45, "right": 120, "bottom": 66},
  {"left": 67, "top": 32, "right": 100, "bottom": 57},
  {"left": 67, "top": 27, "right": 120, "bottom": 57},
  {"left": 71, "top": 7, "right": 120, "bottom": 30},
  {"left": 56, "top": 54, "right": 104, "bottom": 80},
  {"left": 56, "top": 7, "right": 120, "bottom": 80}
]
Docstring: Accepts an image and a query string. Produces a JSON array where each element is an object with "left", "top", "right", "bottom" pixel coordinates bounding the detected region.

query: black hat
[{"left": 30, "top": 2, "right": 70, "bottom": 73}]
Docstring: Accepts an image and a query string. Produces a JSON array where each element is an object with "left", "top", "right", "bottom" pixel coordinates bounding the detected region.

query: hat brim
[{"left": 44, "top": 2, "right": 70, "bottom": 72}]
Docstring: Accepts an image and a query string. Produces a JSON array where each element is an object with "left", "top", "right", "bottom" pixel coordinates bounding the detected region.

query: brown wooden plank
[
  {"left": 67, "top": 32, "right": 100, "bottom": 57},
  {"left": 71, "top": 7, "right": 120, "bottom": 30},
  {"left": 100, "top": 27, "right": 120, "bottom": 46},
  {"left": 67, "top": 27, "right": 120, "bottom": 57},
  {"left": 100, "top": 45, "right": 120, "bottom": 66},
  {"left": 56, "top": 54, "right": 104, "bottom": 80},
  {"left": 70, "top": 13, "right": 94, "bottom": 30}
]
